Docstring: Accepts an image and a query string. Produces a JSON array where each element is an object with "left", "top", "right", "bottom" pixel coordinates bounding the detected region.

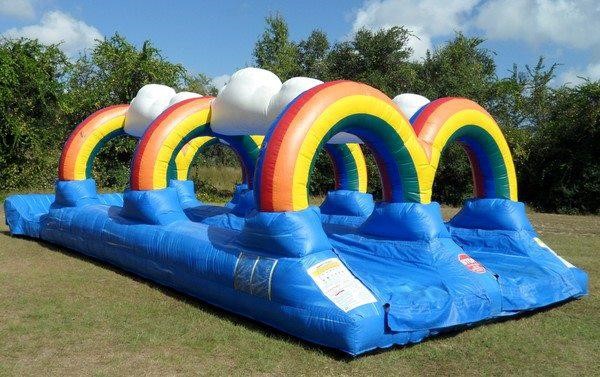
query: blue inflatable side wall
[
  {"left": 5, "top": 194, "right": 55, "bottom": 237},
  {"left": 169, "top": 179, "right": 202, "bottom": 208},
  {"left": 3, "top": 180, "right": 588, "bottom": 355},
  {"left": 4, "top": 179, "right": 123, "bottom": 237},
  {"left": 447, "top": 199, "right": 588, "bottom": 312}
]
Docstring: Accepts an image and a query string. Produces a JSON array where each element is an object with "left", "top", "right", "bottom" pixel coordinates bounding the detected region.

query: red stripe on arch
[
  {"left": 258, "top": 81, "right": 342, "bottom": 210},
  {"left": 59, "top": 104, "right": 129, "bottom": 180},
  {"left": 60, "top": 105, "right": 125, "bottom": 159},
  {"left": 463, "top": 143, "right": 485, "bottom": 197},
  {"left": 411, "top": 97, "right": 455, "bottom": 134}
]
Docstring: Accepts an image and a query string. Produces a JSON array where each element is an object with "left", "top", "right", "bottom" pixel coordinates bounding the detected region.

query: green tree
[
  {"left": 490, "top": 58, "right": 557, "bottom": 130},
  {"left": 326, "top": 27, "right": 418, "bottom": 96},
  {"left": 297, "top": 30, "right": 330, "bottom": 79},
  {"left": 522, "top": 58, "right": 557, "bottom": 127},
  {"left": 253, "top": 14, "right": 300, "bottom": 80},
  {"left": 418, "top": 33, "right": 504, "bottom": 205},
  {"left": 521, "top": 82, "right": 600, "bottom": 213},
  {"left": 489, "top": 58, "right": 557, "bottom": 196},
  {"left": 66, "top": 33, "right": 185, "bottom": 119},
  {"left": 0, "top": 38, "right": 69, "bottom": 190},
  {"left": 65, "top": 34, "right": 188, "bottom": 188},
  {"left": 418, "top": 33, "right": 497, "bottom": 101},
  {"left": 182, "top": 72, "right": 217, "bottom": 96}
]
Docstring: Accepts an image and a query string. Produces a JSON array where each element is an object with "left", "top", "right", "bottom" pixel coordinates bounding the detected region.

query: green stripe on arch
[
  {"left": 300, "top": 114, "right": 421, "bottom": 203},
  {"left": 84, "top": 128, "right": 127, "bottom": 178},
  {"left": 166, "top": 126, "right": 211, "bottom": 181},
  {"left": 324, "top": 144, "right": 360, "bottom": 191},
  {"left": 448, "top": 125, "right": 512, "bottom": 200}
]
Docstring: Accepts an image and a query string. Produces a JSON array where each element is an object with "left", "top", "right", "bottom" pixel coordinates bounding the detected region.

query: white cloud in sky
[
  {"left": 474, "top": 0, "right": 600, "bottom": 53},
  {"left": 558, "top": 62, "right": 600, "bottom": 86},
  {"left": 351, "top": 0, "right": 600, "bottom": 60},
  {"left": 1, "top": 10, "right": 103, "bottom": 57},
  {"left": 0, "top": 0, "right": 35, "bottom": 20},
  {"left": 211, "top": 74, "right": 230, "bottom": 91},
  {"left": 351, "top": 0, "right": 478, "bottom": 60}
]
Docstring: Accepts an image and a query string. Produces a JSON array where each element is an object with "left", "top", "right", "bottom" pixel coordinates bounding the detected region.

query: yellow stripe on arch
[
  {"left": 346, "top": 143, "right": 368, "bottom": 193},
  {"left": 72, "top": 116, "right": 126, "bottom": 179},
  {"left": 174, "top": 136, "right": 216, "bottom": 180},
  {"left": 130, "top": 97, "right": 214, "bottom": 191},
  {"left": 432, "top": 110, "right": 517, "bottom": 198},
  {"left": 416, "top": 102, "right": 518, "bottom": 201},
  {"left": 259, "top": 83, "right": 519, "bottom": 212},
  {"left": 250, "top": 135, "right": 265, "bottom": 147},
  {"left": 150, "top": 108, "right": 211, "bottom": 189},
  {"left": 59, "top": 104, "right": 129, "bottom": 181}
]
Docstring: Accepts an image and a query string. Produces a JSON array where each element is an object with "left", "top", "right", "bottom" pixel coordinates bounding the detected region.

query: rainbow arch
[
  {"left": 172, "top": 138, "right": 368, "bottom": 194},
  {"left": 174, "top": 135, "right": 264, "bottom": 186},
  {"left": 324, "top": 143, "right": 368, "bottom": 193},
  {"left": 58, "top": 83, "right": 516, "bottom": 208},
  {"left": 255, "top": 81, "right": 430, "bottom": 212},
  {"left": 58, "top": 105, "right": 129, "bottom": 181},
  {"left": 412, "top": 98, "right": 518, "bottom": 201}
]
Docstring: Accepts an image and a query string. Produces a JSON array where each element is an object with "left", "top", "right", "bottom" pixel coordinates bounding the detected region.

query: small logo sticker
[{"left": 458, "top": 253, "right": 486, "bottom": 274}]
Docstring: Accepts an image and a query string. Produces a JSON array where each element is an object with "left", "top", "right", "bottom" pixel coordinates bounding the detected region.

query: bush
[
  {"left": 520, "top": 82, "right": 600, "bottom": 214},
  {"left": 1, "top": 26, "right": 598, "bottom": 215},
  {"left": 0, "top": 39, "right": 68, "bottom": 191}
]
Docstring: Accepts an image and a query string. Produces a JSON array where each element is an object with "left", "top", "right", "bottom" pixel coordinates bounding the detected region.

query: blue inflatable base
[
  {"left": 4, "top": 179, "right": 123, "bottom": 237},
  {"left": 3, "top": 181, "right": 588, "bottom": 355}
]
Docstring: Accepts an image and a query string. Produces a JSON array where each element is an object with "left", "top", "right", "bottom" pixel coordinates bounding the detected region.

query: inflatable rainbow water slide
[{"left": 4, "top": 68, "right": 588, "bottom": 355}]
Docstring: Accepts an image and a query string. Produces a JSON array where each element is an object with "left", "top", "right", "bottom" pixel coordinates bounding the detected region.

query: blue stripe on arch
[
  {"left": 409, "top": 104, "right": 428, "bottom": 124},
  {"left": 459, "top": 135, "right": 496, "bottom": 198},
  {"left": 325, "top": 144, "right": 350, "bottom": 190}
]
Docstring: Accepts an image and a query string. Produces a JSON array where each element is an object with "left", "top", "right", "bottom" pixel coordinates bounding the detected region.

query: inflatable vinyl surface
[
  {"left": 4, "top": 180, "right": 587, "bottom": 355},
  {"left": 3, "top": 79, "right": 588, "bottom": 356}
]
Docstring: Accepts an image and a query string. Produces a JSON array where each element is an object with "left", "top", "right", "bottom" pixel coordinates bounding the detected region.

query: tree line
[{"left": 0, "top": 15, "right": 598, "bottom": 214}]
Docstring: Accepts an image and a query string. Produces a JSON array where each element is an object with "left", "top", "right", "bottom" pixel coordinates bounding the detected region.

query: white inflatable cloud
[
  {"left": 210, "top": 68, "right": 362, "bottom": 143},
  {"left": 168, "top": 91, "right": 202, "bottom": 106},
  {"left": 327, "top": 132, "right": 363, "bottom": 144},
  {"left": 266, "top": 76, "right": 361, "bottom": 144},
  {"left": 210, "top": 68, "right": 282, "bottom": 136},
  {"left": 123, "top": 85, "right": 202, "bottom": 138},
  {"left": 265, "top": 77, "right": 323, "bottom": 124},
  {"left": 124, "top": 84, "right": 175, "bottom": 138},
  {"left": 393, "top": 93, "right": 430, "bottom": 121}
]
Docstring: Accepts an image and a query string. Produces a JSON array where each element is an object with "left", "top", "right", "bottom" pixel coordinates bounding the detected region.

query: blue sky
[{"left": 1, "top": 0, "right": 598, "bottom": 87}]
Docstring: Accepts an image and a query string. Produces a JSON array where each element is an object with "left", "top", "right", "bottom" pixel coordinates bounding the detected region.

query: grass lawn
[{"left": 0, "top": 203, "right": 598, "bottom": 376}]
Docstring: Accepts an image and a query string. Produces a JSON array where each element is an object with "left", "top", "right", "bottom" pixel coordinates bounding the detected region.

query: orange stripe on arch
[
  {"left": 413, "top": 98, "right": 492, "bottom": 146},
  {"left": 259, "top": 81, "right": 341, "bottom": 210}
]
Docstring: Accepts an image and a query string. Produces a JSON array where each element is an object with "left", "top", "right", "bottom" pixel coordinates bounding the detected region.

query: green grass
[
  {"left": 188, "top": 165, "right": 243, "bottom": 203},
  {"left": 0, "top": 203, "right": 598, "bottom": 376}
]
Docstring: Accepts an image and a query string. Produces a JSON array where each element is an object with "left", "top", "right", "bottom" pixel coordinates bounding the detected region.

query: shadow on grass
[
  {"left": 7, "top": 232, "right": 350, "bottom": 360},
  {"left": 2, "top": 230, "right": 579, "bottom": 361}
]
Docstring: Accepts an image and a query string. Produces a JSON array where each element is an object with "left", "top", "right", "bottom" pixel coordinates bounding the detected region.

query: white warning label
[
  {"left": 307, "top": 258, "right": 377, "bottom": 312},
  {"left": 533, "top": 237, "right": 575, "bottom": 268}
]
